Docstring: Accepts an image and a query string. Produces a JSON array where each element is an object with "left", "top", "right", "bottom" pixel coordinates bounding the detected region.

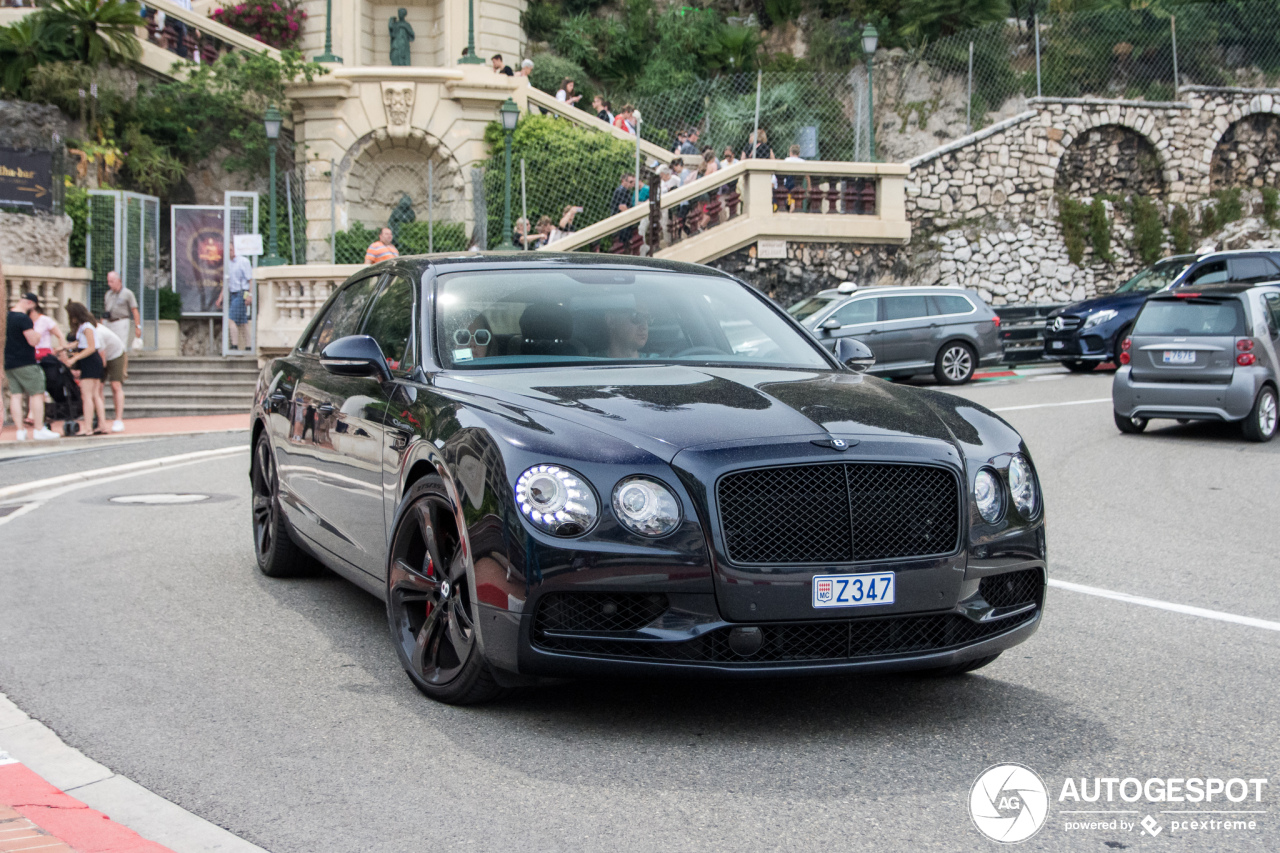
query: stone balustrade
[
  {"left": 3, "top": 266, "right": 92, "bottom": 326},
  {"left": 254, "top": 264, "right": 361, "bottom": 353}
]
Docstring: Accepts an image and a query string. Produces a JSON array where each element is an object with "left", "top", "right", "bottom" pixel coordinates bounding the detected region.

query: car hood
[
  {"left": 437, "top": 365, "right": 961, "bottom": 462},
  {"left": 1051, "top": 291, "right": 1149, "bottom": 316}
]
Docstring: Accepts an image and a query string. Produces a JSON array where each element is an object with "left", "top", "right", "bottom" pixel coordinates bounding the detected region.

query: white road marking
[
  {"left": 1049, "top": 578, "right": 1280, "bottom": 632},
  {"left": 0, "top": 446, "right": 246, "bottom": 502},
  {"left": 993, "top": 397, "right": 1112, "bottom": 412}
]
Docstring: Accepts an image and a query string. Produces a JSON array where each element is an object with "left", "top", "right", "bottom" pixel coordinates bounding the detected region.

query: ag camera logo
[{"left": 970, "top": 764, "right": 1050, "bottom": 843}]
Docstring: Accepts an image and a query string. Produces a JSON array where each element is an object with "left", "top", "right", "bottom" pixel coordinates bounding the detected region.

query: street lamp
[
  {"left": 260, "top": 105, "right": 286, "bottom": 266},
  {"left": 497, "top": 98, "right": 520, "bottom": 250},
  {"left": 315, "top": 0, "right": 341, "bottom": 63},
  {"left": 457, "top": 0, "right": 484, "bottom": 64},
  {"left": 862, "top": 23, "right": 878, "bottom": 161}
]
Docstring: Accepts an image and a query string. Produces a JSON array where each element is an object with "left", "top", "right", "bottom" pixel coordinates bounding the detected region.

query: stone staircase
[{"left": 124, "top": 356, "right": 259, "bottom": 418}]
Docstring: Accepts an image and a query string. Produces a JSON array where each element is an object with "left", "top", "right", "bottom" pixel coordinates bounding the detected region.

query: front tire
[
  {"left": 934, "top": 342, "right": 977, "bottom": 385},
  {"left": 387, "top": 479, "right": 505, "bottom": 705},
  {"left": 1241, "top": 385, "right": 1278, "bottom": 442},
  {"left": 251, "top": 434, "right": 316, "bottom": 577},
  {"left": 1114, "top": 411, "right": 1148, "bottom": 434}
]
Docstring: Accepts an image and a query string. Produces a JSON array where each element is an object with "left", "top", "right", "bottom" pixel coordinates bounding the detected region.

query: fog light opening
[{"left": 728, "top": 626, "right": 764, "bottom": 657}]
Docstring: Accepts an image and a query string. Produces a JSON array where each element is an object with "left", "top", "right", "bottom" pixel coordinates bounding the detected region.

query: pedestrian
[
  {"left": 672, "top": 130, "right": 688, "bottom": 154},
  {"left": 491, "top": 53, "right": 513, "bottom": 75},
  {"left": 27, "top": 299, "right": 65, "bottom": 362},
  {"left": 613, "top": 104, "right": 636, "bottom": 134},
  {"left": 660, "top": 163, "right": 680, "bottom": 195},
  {"left": 64, "top": 301, "right": 109, "bottom": 436},
  {"left": 102, "top": 270, "right": 140, "bottom": 378},
  {"left": 5, "top": 292, "right": 58, "bottom": 440},
  {"left": 214, "top": 241, "right": 254, "bottom": 350},
  {"left": 93, "top": 318, "right": 127, "bottom": 431},
  {"left": 364, "top": 226, "right": 399, "bottom": 264},
  {"left": 549, "top": 205, "right": 581, "bottom": 244},
  {"left": 679, "top": 129, "right": 700, "bottom": 156},
  {"left": 555, "top": 78, "right": 582, "bottom": 108},
  {"left": 593, "top": 95, "right": 614, "bottom": 124},
  {"left": 611, "top": 173, "right": 637, "bottom": 242},
  {"left": 744, "top": 128, "right": 774, "bottom": 160},
  {"left": 518, "top": 58, "right": 534, "bottom": 78}
]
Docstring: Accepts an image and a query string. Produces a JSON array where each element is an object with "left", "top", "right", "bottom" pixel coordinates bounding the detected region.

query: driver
[{"left": 603, "top": 307, "right": 650, "bottom": 359}]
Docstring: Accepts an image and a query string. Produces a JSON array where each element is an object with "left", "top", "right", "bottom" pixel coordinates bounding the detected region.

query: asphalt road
[{"left": 2, "top": 370, "right": 1278, "bottom": 852}]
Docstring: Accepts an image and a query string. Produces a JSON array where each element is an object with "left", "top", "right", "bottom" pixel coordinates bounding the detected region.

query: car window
[
  {"left": 1228, "top": 257, "right": 1280, "bottom": 283},
  {"left": 830, "top": 298, "right": 878, "bottom": 326},
  {"left": 361, "top": 274, "right": 417, "bottom": 374},
  {"left": 1265, "top": 293, "right": 1280, "bottom": 337},
  {"left": 883, "top": 295, "right": 930, "bottom": 322},
  {"left": 1115, "top": 258, "right": 1194, "bottom": 293},
  {"left": 787, "top": 295, "right": 839, "bottom": 321},
  {"left": 304, "top": 276, "right": 380, "bottom": 355},
  {"left": 930, "top": 294, "right": 975, "bottom": 316},
  {"left": 1134, "top": 298, "right": 1245, "bottom": 336},
  {"left": 1186, "top": 261, "right": 1228, "bottom": 286}
]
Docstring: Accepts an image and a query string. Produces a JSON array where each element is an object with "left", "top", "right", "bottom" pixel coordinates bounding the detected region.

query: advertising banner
[{"left": 171, "top": 205, "right": 226, "bottom": 315}]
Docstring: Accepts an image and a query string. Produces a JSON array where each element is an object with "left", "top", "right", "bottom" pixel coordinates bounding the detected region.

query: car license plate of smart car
[
  {"left": 812, "top": 573, "right": 895, "bottom": 609},
  {"left": 1163, "top": 350, "right": 1196, "bottom": 364},
  {"left": 1050, "top": 341, "right": 1064, "bottom": 350}
]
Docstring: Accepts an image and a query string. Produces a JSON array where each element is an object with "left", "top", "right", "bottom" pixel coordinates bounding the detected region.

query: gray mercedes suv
[
  {"left": 789, "top": 285, "right": 1004, "bottom": 385},
  {"left": 1112, "top": 283, "right": 1280, "bottom": 441}
]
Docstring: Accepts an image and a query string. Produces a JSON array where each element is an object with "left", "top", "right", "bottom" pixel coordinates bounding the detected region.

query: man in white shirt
[{"left": 216, "top": 242, "right": 254, "bottom": 351}]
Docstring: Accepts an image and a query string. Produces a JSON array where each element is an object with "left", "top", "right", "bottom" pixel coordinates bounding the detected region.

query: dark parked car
[
  {"left": 1044, "top": 250, "right": 1280, "bottom": 371},
  {"left": 1112, "top": 283, "right": 1280, "bottom": 441},
  {"left": 251, "top": 254, "right": 1046, "bottom": 704},
  {"left": 788, "top": 285, "right": 1003, "bottom": 384}
]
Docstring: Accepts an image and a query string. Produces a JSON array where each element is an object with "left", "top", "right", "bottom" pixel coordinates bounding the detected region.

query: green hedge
[{"left": 334, "top": 221, "right": 467, "bottom": 263}]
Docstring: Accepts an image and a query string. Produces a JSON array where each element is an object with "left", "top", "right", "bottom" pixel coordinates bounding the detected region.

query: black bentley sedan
[{"left": 250, "top": 254, "right": 1046, "bottom": 704}]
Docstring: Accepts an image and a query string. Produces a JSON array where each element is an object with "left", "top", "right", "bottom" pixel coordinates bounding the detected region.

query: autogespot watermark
[{"left": 968, "top": 765, "right": 1269, "bottom": 843}]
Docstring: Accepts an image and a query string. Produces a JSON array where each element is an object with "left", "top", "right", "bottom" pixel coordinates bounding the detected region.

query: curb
[
  {"left": 0, "top": 694, "right": 269, "bottom": 853},
  {"left": 0, "top": 446, "right": 248, "bottom": 502}
]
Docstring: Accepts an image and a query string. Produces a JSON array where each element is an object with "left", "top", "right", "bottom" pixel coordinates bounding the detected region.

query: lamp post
[
  {"left": 458, "top": 0, "right": 484, "bottom": 64},
  {"left": 260, "top": 105, "right": 286, "bottom": 266},
  {"left": 315, "top": 0, "right": 341, "bottom": 63},
  {"left": 497, "top": 98, "right": 519, "bottom": 250},
  {"left": 862, "top": 23, "right": 878, "bottom": 161}
]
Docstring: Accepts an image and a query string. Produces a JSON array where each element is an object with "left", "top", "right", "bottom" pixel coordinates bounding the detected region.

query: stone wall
[
  {"left": 1055, "top": 124, "right": 1165, "bottom": 198},
  {"left": 1210, "top": 112, "right": 1280, "bottom": 191},
  {"left": 0, "top": 100, "right": 68, "bottom": 151},
  {"left": 0, "top": 212, "right": 73, "bottom": 267}
]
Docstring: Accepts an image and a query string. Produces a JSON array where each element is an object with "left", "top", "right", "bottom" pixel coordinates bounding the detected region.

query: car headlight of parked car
[
  {"left": 612, "top": 476, "right": 682, "bottom": 537},
  {"left": 1007, "top": 455, "right": 1040, "bottom": 519},
  {"left": 1082, "top": 309, "right": 1118, "bottom": 330},
  {"left": 515, "top": 464, "right": 599, "bottom": 536},
  {"left": 973, "top": 468, "right": 1005, "bottom": 523}
]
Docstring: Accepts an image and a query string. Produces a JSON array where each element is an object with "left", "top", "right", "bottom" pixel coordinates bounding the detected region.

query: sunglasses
[{"left": 453, "top": 328, "right": 493, "bottom": 346}]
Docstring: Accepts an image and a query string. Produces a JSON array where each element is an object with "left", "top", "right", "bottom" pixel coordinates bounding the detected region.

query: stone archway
[
  {"left": 338, "top": 130, "right": 467, "bottom": 238},
  {"left": 1054, "top": 123, "right": 1165, "bottom": 197},
  {"left": 1210, "top": 112, "right": 1280, "bottom": 190}
]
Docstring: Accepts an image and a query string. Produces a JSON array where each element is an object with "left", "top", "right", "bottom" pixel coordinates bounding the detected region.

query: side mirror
[
  {"left": 834, "top": 337, "right": 875, "bottom": 372},
  {"left": 320, "top": 335, "right": 392, "bottom": 382},
  {"left": 819, "top": 317, "right": 843, "bottom": 331}
]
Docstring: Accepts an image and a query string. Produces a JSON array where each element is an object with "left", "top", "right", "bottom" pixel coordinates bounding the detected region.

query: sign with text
[
  {"left": 233, "top": 233, "right": 263, "bottom": 256},
  {"left": 757, "top": 239, "right": 788, "bottom": 259},
  {"left": 0, "top": 148, "right": 53, "bottom": 212}
]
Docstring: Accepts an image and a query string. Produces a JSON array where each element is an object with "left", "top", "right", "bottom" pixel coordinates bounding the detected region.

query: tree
[
  {"left": 0, "top": 15, "right": 70, "bottom": 94},
  {"left": 43, "top": 0, "right": 144, "bottom": 67}
]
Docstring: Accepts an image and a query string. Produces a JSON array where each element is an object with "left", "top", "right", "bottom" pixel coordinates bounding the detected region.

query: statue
[
  {"left": 389, "top": 8, "right": 414, "bottom": 66},
  {"left": 388, "top": 193, "right": 416, "bottom": 240}
]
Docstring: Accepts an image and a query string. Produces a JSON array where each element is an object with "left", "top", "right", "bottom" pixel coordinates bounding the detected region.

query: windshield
[
  {"left": 787, "top": 295, "right": 839, "bottom": 322},
  {"left": 1134, "top": 299, "right": 1245, "bottom": 336},
  {"left": 1114, "top": 258, "right": 1193, "bottom": 294},
  {"left": 436, "top": 269, "right": 831, "bottom": 370}
]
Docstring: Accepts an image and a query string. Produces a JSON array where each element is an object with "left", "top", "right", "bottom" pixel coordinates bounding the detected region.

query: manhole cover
[{"left": 109, "top": 493, "right": 212, "bottom": 505}]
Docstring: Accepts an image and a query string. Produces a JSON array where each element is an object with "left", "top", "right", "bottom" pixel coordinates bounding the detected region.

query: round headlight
[
  {"left": 612, "top": 476, "right": 682, "bottom": 537},
  {"left": 974, "top": 468, "right": 1004, "bottom": 523},
  {"left": 515, "top": 464, "right": 598, "bottom": 536},
  {"left": 1007, "top": 454, "right": 1039, "bottom": 519}
]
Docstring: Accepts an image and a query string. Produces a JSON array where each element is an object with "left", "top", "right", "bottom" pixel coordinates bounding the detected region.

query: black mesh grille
[
  {"left": 718, "top": 463, "right": 961, "bottom": 564},
  {"left": 534, "top": 592, "right": 669, "bottom": 634},
  {"left": 979, "top": 569, "right": 1044, "bottom": 610},
  {"left": 533, "top": 609, "right": 1037, "bottom": 664}
]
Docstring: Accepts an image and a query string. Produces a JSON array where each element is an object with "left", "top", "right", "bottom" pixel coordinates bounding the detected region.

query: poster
[{"left": 171, "top": 205, "right": 225, "bottom": 315}]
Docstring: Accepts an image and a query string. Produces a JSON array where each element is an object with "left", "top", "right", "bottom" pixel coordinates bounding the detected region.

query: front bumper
[
  {"left": 1111, "top": 366, "right": 1258, "bottom": 422},
  {"left": 1042, "top": 330, "right": 1114, "bottom": 361}
]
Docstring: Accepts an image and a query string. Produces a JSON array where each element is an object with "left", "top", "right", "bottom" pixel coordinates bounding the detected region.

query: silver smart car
[
  {"left": 788, "top": 285, "right": 1004, "bottom": 385},
  {"left": 1112, "top": 283, "right": 1280, "bottom": 441}
]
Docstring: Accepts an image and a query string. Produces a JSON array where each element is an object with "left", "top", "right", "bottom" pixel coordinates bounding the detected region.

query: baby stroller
[{"left": 39, "top": 354, "right": 84, "bottom": 436}]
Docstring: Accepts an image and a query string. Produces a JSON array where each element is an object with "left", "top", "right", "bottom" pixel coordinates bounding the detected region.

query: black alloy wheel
[
  {"left": 1114, "top": 411, "right": 1148, "bottom": 434},
  {"left": 1063, "top": 360, "right": 1097, "bottom": 373},
  {"left": 934, "top": 342, "right": 977, "bottom": 385},
  {"left": 387, "top": 479, "right": 504, "bottom": 704},
  {"left": 251, "top": 434, "right": 314, "bottom": 577}
]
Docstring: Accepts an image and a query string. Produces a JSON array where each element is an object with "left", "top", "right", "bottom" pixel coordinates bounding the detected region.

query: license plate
[
  {"left": 812, "top": 572, "right": 895, "bottom": 609},
  {"left": 1049, "top": 341, "right": 1065, "bottom": 350},
  {"left": 1163, "top": 350, "right": 1196, "bottom": 364}
]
